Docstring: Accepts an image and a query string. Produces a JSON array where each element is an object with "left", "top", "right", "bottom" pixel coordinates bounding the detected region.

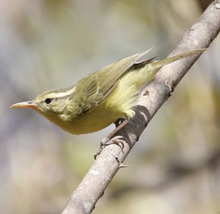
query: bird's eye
[{"left": 44, "top": 98, "right": 53, "bottom": 104}]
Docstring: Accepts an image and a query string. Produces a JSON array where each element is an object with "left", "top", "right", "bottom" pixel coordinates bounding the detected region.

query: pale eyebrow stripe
[{"left": 48, "top": 87, "right": 76, "bottom": 98}]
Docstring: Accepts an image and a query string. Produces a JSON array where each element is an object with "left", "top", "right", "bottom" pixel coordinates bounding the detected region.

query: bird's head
[{"left": 11, "top": 86, "right": 76, "bottom": 123}]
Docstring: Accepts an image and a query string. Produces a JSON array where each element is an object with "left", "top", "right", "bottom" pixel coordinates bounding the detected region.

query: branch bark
[{"left": 62, "top": 1, "right": 220, "bottom": 214}]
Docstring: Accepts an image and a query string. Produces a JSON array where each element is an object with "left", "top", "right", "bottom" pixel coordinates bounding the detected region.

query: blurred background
[{"left": 0, "top": 0, "right": 219, "bottom": 213}]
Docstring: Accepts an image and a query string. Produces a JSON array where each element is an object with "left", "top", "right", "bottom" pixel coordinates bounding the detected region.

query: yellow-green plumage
[{"left": 11, "top": 48, "right": 205, "bottom": 134}]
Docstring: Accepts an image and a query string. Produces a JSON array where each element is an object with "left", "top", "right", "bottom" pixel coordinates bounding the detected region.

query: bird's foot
[
  {"left": 94, "top": 136, "right": 126, "bottom": 159},
  {"left": 101, "top": 135, "right": 125, "bottom": 150}
]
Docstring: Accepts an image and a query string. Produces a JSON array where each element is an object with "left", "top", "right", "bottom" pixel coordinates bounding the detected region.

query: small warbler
[{"left": 11, "top": 48, "right": 205, "bottom": 136}]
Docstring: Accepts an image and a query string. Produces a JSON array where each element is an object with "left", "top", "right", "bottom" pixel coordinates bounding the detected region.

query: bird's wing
[{"left": 69, "top": 49, "right": 155, "bottom": 116}]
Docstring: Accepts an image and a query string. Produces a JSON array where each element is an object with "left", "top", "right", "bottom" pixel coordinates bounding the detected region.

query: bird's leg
[
  {"left": 102, "top": 118, "right": 128, "bottom": 145},
  {"left": 114, "top": 118, "right": 125, "bottom": 127},
  {"left": 94, "top": 119, "right": 129, "bottom": 159}
]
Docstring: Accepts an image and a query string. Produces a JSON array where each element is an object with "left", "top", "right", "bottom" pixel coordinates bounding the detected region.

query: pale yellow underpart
[{"left": 104, "top": 63, "right": 157, "bottom": 118}]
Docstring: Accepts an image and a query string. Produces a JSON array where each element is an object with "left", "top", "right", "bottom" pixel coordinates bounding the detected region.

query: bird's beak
[{"left": 10, "top": 101, "right": 37, "bottom": 109}]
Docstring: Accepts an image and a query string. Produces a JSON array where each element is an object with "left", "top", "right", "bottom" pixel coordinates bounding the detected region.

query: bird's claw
[
  {"left": 101, "top": 136, "right": 125, "bottom": 150},
  {"left": 94, "top": 136, "right": 126, "bottom": 159}
]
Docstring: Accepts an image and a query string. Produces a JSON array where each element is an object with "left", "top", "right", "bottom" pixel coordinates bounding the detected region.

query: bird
[{"left": 11, "top": 48, "right": 205, "bottom": 140}]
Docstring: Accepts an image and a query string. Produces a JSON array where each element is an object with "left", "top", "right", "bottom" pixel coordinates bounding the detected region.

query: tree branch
[{"left": 61, "top": 1, "right": 220, "bottom": 214}]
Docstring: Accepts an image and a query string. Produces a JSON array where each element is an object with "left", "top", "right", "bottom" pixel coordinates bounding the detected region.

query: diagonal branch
[{"left": 62, "top": 1, "right": 220, "bottom": 214}]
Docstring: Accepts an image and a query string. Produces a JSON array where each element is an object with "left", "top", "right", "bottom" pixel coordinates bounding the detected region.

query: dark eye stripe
[{"left": 45, "top": 98, "right": 52, "bottom": 104}]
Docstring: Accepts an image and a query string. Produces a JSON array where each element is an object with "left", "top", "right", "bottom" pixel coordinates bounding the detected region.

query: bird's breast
[{"left": 58, "top": 103, "right": 123, "bottom": 135}]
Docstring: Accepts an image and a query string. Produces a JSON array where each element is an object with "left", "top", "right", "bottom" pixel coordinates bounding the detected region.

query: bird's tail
[
  {"left": 150, "top": 48, "right": 206, "bottom": 70},
  {"left": 139, "top": 48, "right": 206, "bottom": 84}
]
